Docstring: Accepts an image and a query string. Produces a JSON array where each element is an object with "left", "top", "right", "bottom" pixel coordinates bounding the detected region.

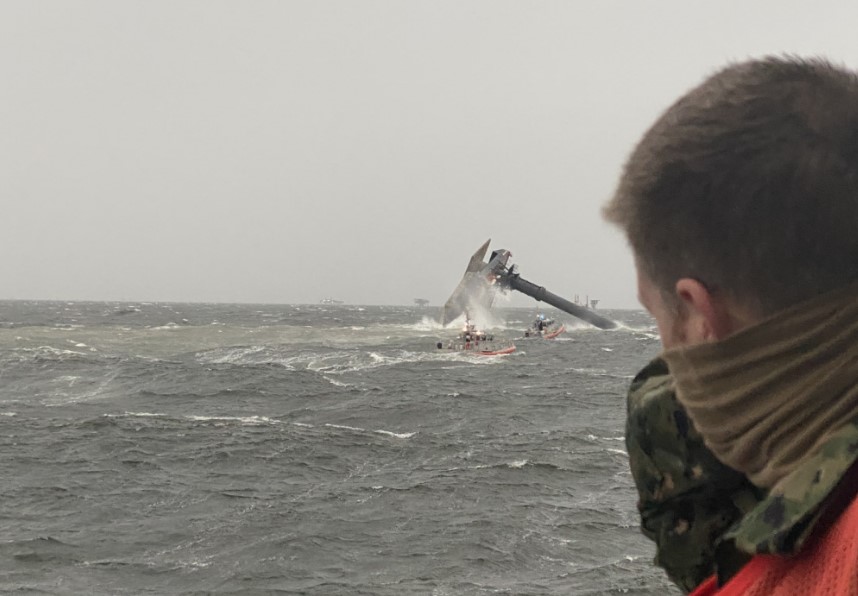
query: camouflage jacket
[
  {"left": 626, "top": 358, "right": 762, "bottom": 592},
  {"left": 724, "top": 411, "right": 858, "bottom": 556},
  {"left": 626, "top": 357, "right": 858, "bottom": 592}
]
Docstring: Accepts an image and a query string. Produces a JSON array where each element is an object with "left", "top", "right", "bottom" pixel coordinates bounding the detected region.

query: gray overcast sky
[{"left": 4, "top": 1, "right": 858, "bottom": 307}]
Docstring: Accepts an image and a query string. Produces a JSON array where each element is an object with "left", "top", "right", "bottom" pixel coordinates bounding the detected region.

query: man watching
[{"left": 605, "top": 56, "right": 858, "bottom": 594}]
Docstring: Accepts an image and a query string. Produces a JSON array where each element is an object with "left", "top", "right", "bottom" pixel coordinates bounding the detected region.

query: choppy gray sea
[{"left": 0, "top": 301, "right": 679, "bottom": 595}]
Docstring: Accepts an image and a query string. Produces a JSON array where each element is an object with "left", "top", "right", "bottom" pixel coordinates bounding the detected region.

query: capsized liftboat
[
  {"left": 435, "top": 240, "right": 617, "bottom": 356},
  {"left": 436, "top": 320, "right": 516, "bottom": 356},
  {"left": 440, "top": 239, "right": 617, "bottom": 330}
]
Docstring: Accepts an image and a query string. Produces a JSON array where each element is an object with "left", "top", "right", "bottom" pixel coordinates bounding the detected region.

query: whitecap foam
[
  {"left": 195, "top": 346, "right": 301, "bottom": 370},
  {"left": 325, "top": 423, "right": 363, "bottom": 432},
  {"left": 323, "top": 376, "right": 351, "bottom": 388},
  {"left": 407, "top": 316, "right": 445, "bottom": 332},
  {"left": 612, "top": 321, "right": 659, "bottom": 334},
  {"left": 187, "top": 415, "right": 277, "bottom": 426},
  {"left": 10, "top": 346, "right": 88, "bottom": 364},
  {"left": 309, "top": 349, "right": 462, "bottom": 374},
  {"left": 571, "top": 367, "right": 609, "bottom": 376},
  {"left": 324, "top": 423, "right": 415, "bottom": 439},
  {"left": 180, "top": 560, "right": 212, "bottom": 569},
  {"left": 374, "top": 429, "right": 416, "bottom": 439},
  {"left": 587, "top": 434, "right": 625, "bottom": 442}
]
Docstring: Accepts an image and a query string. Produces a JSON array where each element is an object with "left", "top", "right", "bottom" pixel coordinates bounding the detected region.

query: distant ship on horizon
[{"left": 319, "top": 298, "right": 344, "bottom": 305}]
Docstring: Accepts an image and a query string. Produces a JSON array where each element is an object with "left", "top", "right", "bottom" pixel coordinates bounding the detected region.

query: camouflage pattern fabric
[
  {"left": 725, "top": 415, "right": 858, "bottom": 556},
  {"left": 627, "top": 357, "right": 858, "bottom": 591},
  {"left": 625, "top": 358, "right": 763, "bottom": 592}
]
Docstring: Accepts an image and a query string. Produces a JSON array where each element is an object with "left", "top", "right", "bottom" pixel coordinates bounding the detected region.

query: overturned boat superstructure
[
  {"left": 441, "top": 239, "right": 617, "bottom": 331},
  {"left": 440, "top": 240, "right": 505, "bottom": 326}
]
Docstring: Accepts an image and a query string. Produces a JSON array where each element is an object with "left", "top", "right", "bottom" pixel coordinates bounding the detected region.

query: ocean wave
[
  {"left": 374, "top": 429, "right": 417, "bottom": 439},
  {"left": 586, "top": 434, "right": 624, "bottom": 442},
  {"left": 194, "top": 344, "right": 511, "bottom": 377},
  {"left": 149, "top": 322, "right": 187, "bottom": 331},
  {"left": 187, "top": 415, "right": 277, "bottom": 426},
  {"left": 568, "top": 367, "right": 633, "bottom": 380},
  {"left": 307, "top": 349, "right": 503, "bottom": 374},
  {"left": 322, "top": 376, "right": 351, "bottom": 388},
  {"left": 4, "top": 345, "right": 89, "bottom": 363},
  {"left": 195, "top": 346, "right": 310, "bottom": 370},
  {"left": 105, "top": 412, "right": 280, "bottom": 427},
  {"left": 569, "top": 367, "right": 609, "bottom": 376},
  {"left": 71, "top": 342, "right": 91, "bottom": 348},
  {"left": 0, "top": 302, "right": 669, "bottom": 594},
  {"left": 3, "top": 536, "right": 81, "bottom": 565},
  {"left": 447, "top": 460, "right": 574, "bottom": 474},
  {"left": 192, "top": 333, "right": 521, "bottom": 374},
  {"left": 405, "top": 316, "right": 445, "bottom": 332},
  {"left": 612, "top": 321, "right": 660, "bottom": 337},
  {"left": 323, "top": 423, "right": 416, "bottom": 439}
]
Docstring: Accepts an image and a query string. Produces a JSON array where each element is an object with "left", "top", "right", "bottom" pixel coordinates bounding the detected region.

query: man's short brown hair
[{"left": 604, "top": 56, "right": 858, "bottom": 315}]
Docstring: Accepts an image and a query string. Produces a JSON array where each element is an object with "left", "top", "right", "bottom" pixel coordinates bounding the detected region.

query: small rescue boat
[
  {"left": 436, "top": 320, "right": 516, "bottom": 356},
  {"left": 523, "top": 315, "right": 566, "bottom": 339}
]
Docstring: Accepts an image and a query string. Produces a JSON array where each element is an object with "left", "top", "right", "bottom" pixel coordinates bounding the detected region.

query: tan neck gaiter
[{"left": 662, "top": 282, "right": 858, "bottom": 490}]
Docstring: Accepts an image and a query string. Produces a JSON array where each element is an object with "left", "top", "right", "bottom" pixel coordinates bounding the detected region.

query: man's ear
[{"left": 674, "top": 278, "right": 734, "bottom": 342}]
